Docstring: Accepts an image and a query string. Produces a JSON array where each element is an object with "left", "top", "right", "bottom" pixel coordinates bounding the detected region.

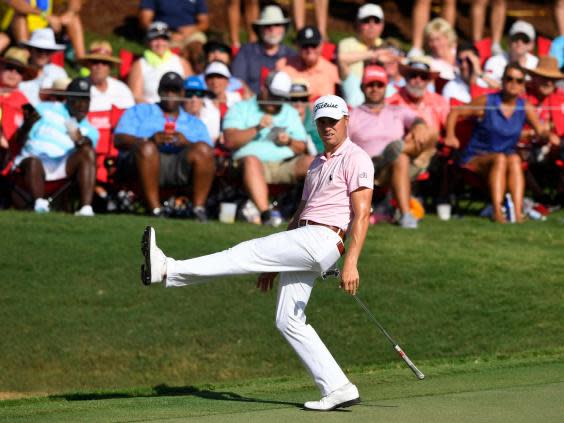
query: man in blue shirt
[
  {"left": 13, "top": 77, "right": 99, "bottom": 216},
  {"left": 223, "top": 70, "right": 311, "bottom": 226},
  {"left": 114, "top": 72, "right": 215, "bottom": 220}
]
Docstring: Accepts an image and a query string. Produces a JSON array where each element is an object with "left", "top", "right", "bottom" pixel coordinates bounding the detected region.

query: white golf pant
[{"left": 166, "top": 225, "right": 350, "bottom": 396}]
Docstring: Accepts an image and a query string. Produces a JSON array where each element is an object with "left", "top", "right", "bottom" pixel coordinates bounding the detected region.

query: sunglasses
[
  {"left": 365, "top": 81, "right": 386, "bottom": 88},
  {"left": 503, "top": 76, "right": 525, "bottom": 84},
  {"left": 300, "top": 44, "right": 319, "bottom": 50},
  {"left": 185, "top": 91, "right": 206, "bottom": 98},
  {"left": 510, "top": 34, "right": 531, "bottom": 44},
  {"left": 3, "top": 64, "right": 24, "bottom": 74},
  {"left": 406, "top": 72, "right": 430, "bottom": 81},
  {"left": 360, "top": 17, "right": 382, "bottom": 25},
  {"left": 31, "top": 47, "right": 53, "bottom": 54}
]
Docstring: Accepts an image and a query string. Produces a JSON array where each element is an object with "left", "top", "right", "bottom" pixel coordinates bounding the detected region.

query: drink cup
[
  {"left": 219, "top": 202, "right": 237, "bottom": 223},
  {"left": 437, "top": 203, "right": 451, "bottom": 221}
]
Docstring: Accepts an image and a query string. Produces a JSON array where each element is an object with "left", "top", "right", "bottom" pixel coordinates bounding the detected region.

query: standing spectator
[
  {"left": 483, "top": 21, "right": 538, "bottom": 88},
  {"left": 424, "top": 17, "right": 457, "bottom": 81},
  {"left": 183, "top": 76, "right": 220, "bottom": 144},
  {"left": 387, "top": 57, "right": 450, "bottom": 135},
  {"left": 226, "top": 0, "right": 259, "bottom": 49},
  {"left": 293, "top": 0, "right": 329, "bottom": 40},
  {"left": 442, "top": 41, "right": 487, "bottom": 104},
  {"left": 12, "top": 77, "right": 99, "bottom": 215},
  {"left": 138, "top": 0, "right": 209, "bottom": 47},
  {"left": 277, "top": 25, "right": 339, "bottom": 101},
  {"left": 223, "top": 71, "right": 311, "bottom": 226},
  {"left": 409, "top": 0, "right": 457, "bottom": 58},
  {"left": 471, "top": 0, "right": 507, "bottom": 56},
  {"left": 18, "top": 28, "right": 67, "bottom": 105},
  {"left": 115, "top": 72, "right": 215, "bottom": 220},
  {"left": 128, "top": 21, "right": 193, "bottom": 104},
  {"left": 349, "top": 65, "right": 435, "bottom": 229},
  {"left": 232, "top": 4, "right": 295, "bottom": 94},
  {"left": 204, "top": 60, "right": 242, "bottom": 117},
  {"left": 338, "top": 3, "right": 386, "bottom": 107},
  {"left": 444, "top": 63, "right": 548, "bottom": 223}
]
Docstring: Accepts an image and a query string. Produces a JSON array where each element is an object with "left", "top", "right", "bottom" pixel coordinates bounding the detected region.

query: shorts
[
  {"left": 14, "top": 153, "right": 69, "bottom": 181},
  {"left": 263, "top": 156, "right": 301, "bottom": 184}
]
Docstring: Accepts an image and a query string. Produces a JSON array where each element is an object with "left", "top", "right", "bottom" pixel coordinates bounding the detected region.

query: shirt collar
[{"left": 323, "top": 137, "right": 351, "bottom": 160}]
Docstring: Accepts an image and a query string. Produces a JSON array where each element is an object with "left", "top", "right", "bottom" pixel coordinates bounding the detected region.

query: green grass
[{"left": 1, "top": 210, "right": 563, "bottom": 420}]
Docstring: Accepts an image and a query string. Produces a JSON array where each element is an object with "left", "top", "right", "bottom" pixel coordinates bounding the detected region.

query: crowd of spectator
[{"left": 1, "top": 1, "right": 564, "bottom": 229}]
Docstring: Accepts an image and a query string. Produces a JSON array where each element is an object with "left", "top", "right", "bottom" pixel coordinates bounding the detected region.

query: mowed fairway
[{"left": 1, "top": 210, "right": 563, "bottom": 421}]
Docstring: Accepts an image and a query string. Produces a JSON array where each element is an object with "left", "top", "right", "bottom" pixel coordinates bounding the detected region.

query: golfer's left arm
[{"left": 341, "top": 187, "right": 372, "bottom": 295}]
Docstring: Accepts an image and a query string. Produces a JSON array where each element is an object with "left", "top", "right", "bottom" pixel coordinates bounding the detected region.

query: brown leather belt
[{"left": 298, "top": 219, "right": 346, "bottom": 256}]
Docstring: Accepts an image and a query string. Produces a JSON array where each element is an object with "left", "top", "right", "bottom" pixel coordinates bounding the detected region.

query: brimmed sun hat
[
  {"left": 78, "top": 41, "right": 121, "bottom": 65},
  {"left": 527, "top": 56, "right": 564, "bottom": 80},
  {"left": 253, "top": 5, "right": 290, "bottom": 27},
  {"left": 0, "top": 47, "right": 38, "bottom": 80},
  {"left": 398, "top": 56, "right": 440, "bottom": 79},
  {"left": 21, "top": 28, "right": 66, "bottom": 51}
]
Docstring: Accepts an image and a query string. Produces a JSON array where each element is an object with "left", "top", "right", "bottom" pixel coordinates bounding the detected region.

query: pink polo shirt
[
  {"left": 300, "top": 138, "right": 374, "bottom": 231},
  {"left": 387, "top": 87, "right": 449, "bottom": 132},
  {"left": 348, "top": 104, "right": 418, "bottom": 157}
]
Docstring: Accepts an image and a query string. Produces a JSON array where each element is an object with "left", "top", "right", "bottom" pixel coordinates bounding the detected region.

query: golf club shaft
[{"left": 353, "top": 295, "right": 425, "bottom": 380}]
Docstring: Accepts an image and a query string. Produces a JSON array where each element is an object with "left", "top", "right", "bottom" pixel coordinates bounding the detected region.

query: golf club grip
[{"left": 394, "top": 345, "right": 425, "bottom": 380}]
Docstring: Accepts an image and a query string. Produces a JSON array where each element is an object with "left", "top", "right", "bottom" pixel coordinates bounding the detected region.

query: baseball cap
[
  {"left": 158, "top": 72, "right": 184, "bottom": 92},
  {"left": 204, "top": 61, "right": 231, "bottom": 78},
  {"left": 362, "top": 65, "right": 388, "bottom": 85},
  {"left": 357, "top": 4, "right": 384, "bottom": 21},
  {"left": 184, "top": 76, "right": 206, "bottom": 91},
  {"left": 66, "top": 77, "right": 91, "bottom": 97},
  {"left": 312, "top": 95, "right": 349, "bottom": 121},
  {"left": 290, "top": 79, "right": 310, "bottom": 100},
  {"left": 296, "top": 26, "right": 322, "bottom": 47},
  {"left": 509, "top": 20, "right": 535, "bottom": 41},
  {"left": 265, "top": 71, "right": 292, "bottom": 98},
  {"left": 147, "top": 21, "right": 171, "bottom": 41}
]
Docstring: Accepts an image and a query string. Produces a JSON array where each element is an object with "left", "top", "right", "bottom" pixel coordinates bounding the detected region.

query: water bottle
[{"left": 504, "top": 193, "right": 516, "bottom": 223}]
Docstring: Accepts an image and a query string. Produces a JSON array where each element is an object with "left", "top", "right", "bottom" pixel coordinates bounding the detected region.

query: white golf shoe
[
  {"left": 304, "top": 382, "right": 360, "bottom": 411},
  {"left": 141, "top": 226, "right": 167, "bottom": 285}
]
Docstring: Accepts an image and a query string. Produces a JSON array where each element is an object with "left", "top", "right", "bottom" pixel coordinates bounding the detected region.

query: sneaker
[
  {"left": 399, "top": 211, "right": 418, "bottom": 229},
  {"left": 74, "top": 205, "right": 95, "bottom": 216},
  {"left": 34, "top": 198, "right": 50, "bottom": 213},
  {"left": 140, "top": 226, "right": 167, "bottom": 285},
  {"left": 373, "top": 139, "right": 403, "bottom": 176},
  {"left": 491, "top": 42, "right": 503, "bottom": 56},
  {"left": 304, "top": 382, "right": 360, "bottom": 411},
  {"left": 192, "top": 206, "right": 208, "bottom": 222}
]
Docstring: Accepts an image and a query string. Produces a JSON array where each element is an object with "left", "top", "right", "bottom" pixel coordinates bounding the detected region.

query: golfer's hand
[
  {"left": 257, "top": 272, "right": 278, "bottom": 292},
  {"left": 340, "top": 263, "right": 359, "bottom": 295}
]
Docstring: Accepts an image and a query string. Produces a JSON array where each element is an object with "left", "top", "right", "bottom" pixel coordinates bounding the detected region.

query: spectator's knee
[
  {"left": 187, "top": 142, "right": 214, "bottom": 163},
  {"left": 241, "top": 155, "right": 263, "bottom": 174},
  {"left": 493, "top": 153, "right": 507, "bottom": 166},
  {"left": 21, "top": 157, "right": 43, "bottom": 173},
  {"left": 79, "top": 145, "right": 96, "bottom": 164},
  {"left": 135, "top": 141, "right": 158, "bottom": 160}
]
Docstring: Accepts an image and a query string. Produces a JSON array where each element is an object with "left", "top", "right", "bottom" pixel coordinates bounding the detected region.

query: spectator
[
  {"left": 232, "top": 4, "right": 295, "bottom": 94},
  {"left": 223, "top": 71, "right": 311, "bottom": 226},
  {"left": 18, "top": 28, "right": 68, "bottom": 105},
  {"left": 128, "top": 21, "right": 193, "bottom": 104},
  {"left": 338, "top": 3, "right": 386, "bottom": 107},
  {"left": 12, "top": 77, "right": 99, "bottom": 215},
  {"left": 471, "top": 0, "right": 507, "bottom": 56},
  {"left": 138, "top": 0, "right": 209, "bottom": 47},
  {"left": 349, "top": 65, "right": 435, "bottom": 229},
  {"left": 114, "top": 72, "right": 215, "bottom": 220},
  {"left": 424, "top": 17, "right": 457, "bottom": 81},
  {"left": 4, "top": 0, "right": 85, "bottom": 59},
  {"left": 289, "top": 79, "right": 323, "bottom": 154},
  {"left": 293, "top": 0, "right": 329, "bottom": 40},
  {"left": 442, "top": 41, "right": 487, "bottom": 104},
  {"left": 483, "top": 20, "right": 539, "bottom": 88},
  {"left": 409, "top": 0, "right": 457, "bottom": 58},
  {"left": 387, "top": 57, "right": 450, "bottom": 135},
  {"left": 276, "top": 25, "right": 339, "bottom": 101},
  {"left": 198, "top": 39, "right": 248, "bottom": 94},
  {"left": 444, "top": 63, "right": 548, "bottom": 223},
  {"left": 78, "top": 41, "right": 134, "bottom": 112},
  {"left": 379, "top": 39, "right": 406, "bottom": 98},
  {"left": 227, "top": 0, "right": 259, "bottom": 48},
  {"left": 204, "top": 60, "right": 242, "bottom": 117},
  {"left": 183, "top": 75, "right": 220, "bottom": 144}
]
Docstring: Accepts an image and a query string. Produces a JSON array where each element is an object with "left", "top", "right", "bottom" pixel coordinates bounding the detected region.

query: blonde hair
[{"left": 424, "top": 17, "right": 457, "bottom": 48}]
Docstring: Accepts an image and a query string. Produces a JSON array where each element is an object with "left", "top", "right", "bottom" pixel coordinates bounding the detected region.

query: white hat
[
  {"left": 312, "top": 95, "right": 349, "bottom": 121},
  {"left": 204, "top": 61, "right": 231, "bottom": 78},
  {"left": 21, "top": 28, "right": 66, "bottom": 51},
  {"left": 357, "top": 4, "right": 384, "bottom": 21},
  {"left": 253, "top": 5, "right": 290, "bottom": 26},
  {"left": 509, "top": 20, "right": 535, "bottom": 41},
  {"left": 265, "top": 71, "right": 292, "bottom": 98}
]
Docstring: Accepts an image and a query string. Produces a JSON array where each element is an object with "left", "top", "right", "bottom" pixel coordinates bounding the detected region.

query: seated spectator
[
  {"left": 349, "top": 65, "right": 435, "bottom": 229},
  {"left": 379, "top": 39, "right": 406, "bottom": 98},
  {"left": 409, "top": 0, "right": 456, "bottom": 58},
  {"left": 483, "top": 20, "right": 539, "bottom": 89},
  {"left": 276, "top": 25, "right": 339, "bottom": 101},
  {"left": 5, "top": 0, "right": 85, "bottom": 59},
  {"left": 183, "top": 76, "right": 220, "bottom": 144},
  {"left": 223, "top": 71, "right": 311, "bottom": 226},
  {"left": 388, "top": 57, "right": 450, "bottom": 135},
  {"left": 197, "top": 39, "right": 248, "bottom": 95},
  {"left": 12, "top": 77, "right": 99, "bottom": 215},
  {"left": 442, "top": 40, "right": 488, "bottom": 103},
  {"left": 423, "top": 17, "right": 457, "bottom": 81},
  {"left": 114, "top": 72, "right": 215, "bottom": 220},
  {"left": 231, "top": 4, "right": 296, "bottom": 94},
  {"left": 0, "top": 47, "right": 37, "bottom": 151},
  {"left": 339, "top": 3, "right": 387, "bottom": 106},
  {"left": 18, "top": 28, "right": 68, "bottom": 105},
  {"left": 444, "top": 63, "right": 549, "bottom": 223},
  {"left": 204, "top": 60, "right": 242, "bottom": 116},
  {"left": 138, "top": 0, "right": 209, "bottom": 47},
  {"left": 128, "top": 21, "right": 193, "bottom": 103},
  {"left": 549, "top": 34, "right": 564, "bottom": 70},
  {"left": 289, "top": 79, "right": 323, "bottom": 154},
  {"left": 78, "top": 41, "right": 135, "bottom": 112}
]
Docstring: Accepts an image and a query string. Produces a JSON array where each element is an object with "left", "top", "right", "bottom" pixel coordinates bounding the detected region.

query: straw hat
[
  {"left": 527, "top": 56, "right": 564, "bottom": 80},
  {"left": 253, "top": 5, "right": 290, "bottom": 27},
  {"left": 78, "top": 41, "right": 121, "bottom": 65},
  {"left": 398, "top": 56, "right": 440, "bottom": 79},
  {"left": 0, "top": 47, "right": 38, "bottom": 81}
]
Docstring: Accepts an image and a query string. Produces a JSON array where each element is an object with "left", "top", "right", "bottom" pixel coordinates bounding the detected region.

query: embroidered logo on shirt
[{"left": 359, "top": 172, "right": 368, "bottom": 179}]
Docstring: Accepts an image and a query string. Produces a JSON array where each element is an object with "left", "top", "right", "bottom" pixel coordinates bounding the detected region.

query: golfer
[{"left": 141, "top": 95, "right": 374, "bottom": 411}]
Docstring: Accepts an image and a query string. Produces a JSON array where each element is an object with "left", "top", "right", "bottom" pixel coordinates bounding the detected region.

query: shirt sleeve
[
  {"left": 114, "top": 106, "right": 141, "bottom": 136},
  {"left": 345, "top": 149, "right": 374, "bottom": 194},
  {"left": 82, "top": 122, "right": 100, "bottom": 147},
  {"left": 184, "top": 117, "right": 212, "bottom": 146},
  {"left": 222, "top": 101, "right": 249, "bottom": 130}
]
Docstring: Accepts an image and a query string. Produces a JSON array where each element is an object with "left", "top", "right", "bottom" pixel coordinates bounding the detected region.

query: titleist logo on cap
[{"left": 313, "top": 102, "right": 339, "bottom": 112}]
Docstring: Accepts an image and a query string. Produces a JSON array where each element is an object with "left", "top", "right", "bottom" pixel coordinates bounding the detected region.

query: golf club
[{"left": 321, "top": 268, "right": 425, "bottom": 380}]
